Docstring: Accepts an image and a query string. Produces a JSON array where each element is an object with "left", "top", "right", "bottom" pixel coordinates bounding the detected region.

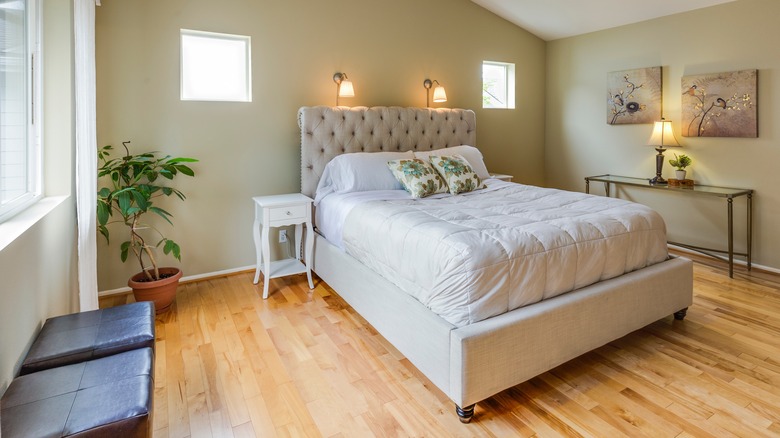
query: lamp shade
[
  {"left": 647, "top": 120, "right": 680, "bottom": 147},
  {"left": 433, "top": 85, "right": 447, "bottom": 103},
  {"left": 338, "top": 79, "right": 355, "bottom": 98}
]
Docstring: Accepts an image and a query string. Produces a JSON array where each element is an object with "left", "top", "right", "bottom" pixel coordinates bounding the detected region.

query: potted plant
[
  {"left": 97, "top": 141, "right": 198, "bottom": 314},
  {"left": 669, "top": 153, "right": 692, "bottom": 180}
]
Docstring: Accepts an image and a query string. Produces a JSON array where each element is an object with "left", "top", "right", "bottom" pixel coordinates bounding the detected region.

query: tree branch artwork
[
  {"left": 681, "top": 70, "right": 757, "bottom": 138},
  {"left": 606, "top": 67, "right": 661, "bottom": 125}
]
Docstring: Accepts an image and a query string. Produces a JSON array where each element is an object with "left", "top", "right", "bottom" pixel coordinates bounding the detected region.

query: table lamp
[{"left": 646, "top": 119, "right": 680, "bottom": 185}]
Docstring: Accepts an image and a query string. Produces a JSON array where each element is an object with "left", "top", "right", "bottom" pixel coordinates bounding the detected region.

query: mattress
[{"left": 321, "top": 180, "right": 669, "bottom": 327}]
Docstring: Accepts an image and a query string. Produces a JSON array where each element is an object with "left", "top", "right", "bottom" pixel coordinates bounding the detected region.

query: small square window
[
  {"left": 180, "top": 29, "right": 251, "bottom": 102},
  {"left": 482, "top": 61, "right": 515, "bottom": 109}
]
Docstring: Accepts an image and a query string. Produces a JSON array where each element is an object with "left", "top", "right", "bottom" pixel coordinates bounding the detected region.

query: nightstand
[
  {"left": 252, "top": 193, "right": 314, "bottom": 299},
  {"left": 489, "top": 173, "right": 513, "bottom": 182}
]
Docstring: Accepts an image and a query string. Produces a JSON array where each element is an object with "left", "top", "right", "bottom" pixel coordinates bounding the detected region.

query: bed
[{"left": 299, "top": 105, "right": 693, "bottom": 422}]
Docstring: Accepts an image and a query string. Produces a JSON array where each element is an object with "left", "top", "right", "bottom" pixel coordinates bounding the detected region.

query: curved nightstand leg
[
  {"left": 253, "top": 214, "right": 262, "bottom": 284},
  {"left": 294, "top": 223, "right": 303, "bottom": 261},
  {"left": 305, "top": 221, "right": 314, "bottom": 290},
  {"left": 262, "top": 225, "right": 272, "bottom": 299}
]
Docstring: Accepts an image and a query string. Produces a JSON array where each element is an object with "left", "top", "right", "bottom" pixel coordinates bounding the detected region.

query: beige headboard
[{"left": 299, "top": 106, "right": 476, "bottom": 197}]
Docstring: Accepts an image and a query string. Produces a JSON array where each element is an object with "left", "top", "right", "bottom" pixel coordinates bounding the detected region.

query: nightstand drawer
[{"left": 269, "top": 204, "right": 306, "bottom": 221}]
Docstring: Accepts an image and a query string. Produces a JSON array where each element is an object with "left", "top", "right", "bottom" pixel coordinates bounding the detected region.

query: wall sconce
[
  {"left": 423, "top": 79, "right": 447, "bottom": 107},
  {"left": 646, "top": 118, "right": 681, "bottom": 185},
  {"left": 333, "top": 72, "right": 354, "bottom": 106}
]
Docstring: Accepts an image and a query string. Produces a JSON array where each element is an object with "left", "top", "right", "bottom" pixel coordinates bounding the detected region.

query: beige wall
[
  {"left": 0, "top": 0, "right": 78, "bottom": 392},
  {"left": 546, "top": 0, "right": 779, "bottom": 270},
  {"left": 95, "top": 0, "right": 547, "bottom": 289}
]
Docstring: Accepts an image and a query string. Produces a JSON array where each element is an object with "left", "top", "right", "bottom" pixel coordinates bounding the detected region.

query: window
[
  {"left": 0, "top": 0, "right": 41, "bottom": 222},
  {"left": 482, "top": 61, "right": 515, "bottom": 109},
  {"left": 180, "top": 29, "right": 251, "bottom": 102}
]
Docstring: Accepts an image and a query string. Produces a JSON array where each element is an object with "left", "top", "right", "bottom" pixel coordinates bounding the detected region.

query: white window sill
[{"left": 0, "top": 196, "right": 70, "bottom": 252}]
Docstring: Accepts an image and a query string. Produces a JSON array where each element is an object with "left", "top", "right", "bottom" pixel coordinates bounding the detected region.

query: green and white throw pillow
[
  {"left": 428, "top": 154, "right": 485, "bottom": 195},
  {"left": 386, "top": 158, "right": 448, "bottom": 198}
]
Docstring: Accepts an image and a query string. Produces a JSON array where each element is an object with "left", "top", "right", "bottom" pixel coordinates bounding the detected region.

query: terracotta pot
[{"left": 128, "top": 267, "right": 183, "bottom": 314}]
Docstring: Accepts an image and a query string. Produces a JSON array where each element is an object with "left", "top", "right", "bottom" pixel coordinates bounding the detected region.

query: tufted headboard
[{"left": 299, "top": 106, "right": 476, "bottom": 197}]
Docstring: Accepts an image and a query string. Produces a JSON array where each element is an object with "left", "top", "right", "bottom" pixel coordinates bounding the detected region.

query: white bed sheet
[{"left": 318, "top": 180, "right": 669, "bottom": 327}]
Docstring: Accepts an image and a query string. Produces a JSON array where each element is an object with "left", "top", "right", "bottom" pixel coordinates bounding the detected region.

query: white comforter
[{"left": 335, "top": 180, "right": 669, "bottom": 327}]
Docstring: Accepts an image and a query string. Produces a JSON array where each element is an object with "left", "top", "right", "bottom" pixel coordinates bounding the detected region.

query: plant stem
[{"left": 131, "top": 214, "right": 159, "bottom": 280}]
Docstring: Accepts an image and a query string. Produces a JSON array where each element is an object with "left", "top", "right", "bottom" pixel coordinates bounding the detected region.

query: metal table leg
[
  {"left": 747, "top": 193, "right": 753, "bottom": 271},
  {"left": 727, "top": 197, "right": 734, "bottom": 278}
]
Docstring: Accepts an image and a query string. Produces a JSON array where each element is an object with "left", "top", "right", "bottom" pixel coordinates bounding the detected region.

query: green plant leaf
[
  {"left": 120, "top": 241, "right": 131, "bottom": 262},
  {"left": 131, "top": 190, "right": 148, "bottom": 210},
  {"left": 98, "top": 224, "right": 109, "bottom": 243},
  {"left": 97, "top": 200, "right": 111, "bottom": 225},
  {"left": 174, "top": 165, "right": 195, "bottom": 176},
  {"left": 163, "top": 239, "right": 181, "bottom": 261},
  {"left": 117, "top": 192, "right": 132, "bottom": 216},
  {"left": 167, "top": 157, "right": 199, "bottom": 163},
  {"left": 150, "top": 206, "right": 174, "bottom": 225}
]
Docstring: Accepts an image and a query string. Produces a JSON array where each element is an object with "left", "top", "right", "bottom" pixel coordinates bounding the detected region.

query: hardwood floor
[{"left": 101, "top": 255, "right": 780, "bottom": 437}]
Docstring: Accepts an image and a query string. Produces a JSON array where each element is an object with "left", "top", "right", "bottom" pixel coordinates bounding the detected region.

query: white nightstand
[
  {"left": 252, "top": 193, "right": 314, "bottom": 299},
  {"left": 489, "top": 173, "right": 513, "bottom": 182}
]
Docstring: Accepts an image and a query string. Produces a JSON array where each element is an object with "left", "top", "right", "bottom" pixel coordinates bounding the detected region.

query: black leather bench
[
  {"left": 1, "top": 348, "right": 154, "bottom": 437},
  {"left": 20, "top": 301, "right": 155, "bottom": 375}
]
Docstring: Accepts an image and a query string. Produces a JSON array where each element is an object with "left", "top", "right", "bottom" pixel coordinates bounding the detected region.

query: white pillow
[
  {"left": 414, "top": 145, "right": 490, "bottom": 181},
  {"left": 315, "top": 151, "right": 414, "bottom": 203}
]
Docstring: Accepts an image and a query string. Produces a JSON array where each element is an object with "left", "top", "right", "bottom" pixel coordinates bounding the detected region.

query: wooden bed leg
[
  {"left": 456, "top": 404, "right": 475, "bottom": 423},
  {"left": 674, "top": 307, "right": 688, "bottom": 320}
]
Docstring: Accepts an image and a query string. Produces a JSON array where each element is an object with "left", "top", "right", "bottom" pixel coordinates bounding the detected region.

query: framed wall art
[
  {"left": 607, "top": 67, "right": 662, "bottom": 125},
  {"left": 681, "top": 69, "right": 757, "bottom": 138}
]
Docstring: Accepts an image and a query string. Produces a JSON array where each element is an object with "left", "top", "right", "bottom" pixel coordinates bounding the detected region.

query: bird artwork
[
  {"left": 683, "top": 85, "right": 697, "bottom": 96},
  {"left": 681, "top": 70, "right": 757, "bottom": 137},
  {"left": 606, "top": 67, "right": 661, "bottom": 125}
]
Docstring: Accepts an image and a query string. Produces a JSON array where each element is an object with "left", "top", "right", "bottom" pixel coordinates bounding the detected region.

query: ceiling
[{"left": 470, "top": 0, "right": 737, "bottom": 41}]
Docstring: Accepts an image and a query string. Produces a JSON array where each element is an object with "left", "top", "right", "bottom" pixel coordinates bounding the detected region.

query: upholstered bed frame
[{"left": 299, "top": 106, "right": 693, "bottom": 422}]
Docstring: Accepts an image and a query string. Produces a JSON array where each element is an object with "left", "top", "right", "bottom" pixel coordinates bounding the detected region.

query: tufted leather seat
[
  {"left": 20, "top": 301, "right": 155, "bottom": 375},
  {"left": 1, "top": 347, "right": 154, "bottom": 437}
]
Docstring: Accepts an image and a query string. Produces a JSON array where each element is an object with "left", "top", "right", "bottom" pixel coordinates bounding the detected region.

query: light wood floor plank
[{"left": 99, "top": 252, "right": 780, "bottom": 437}]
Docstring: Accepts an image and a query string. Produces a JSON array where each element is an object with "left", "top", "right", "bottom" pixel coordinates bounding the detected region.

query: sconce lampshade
[
  {"left": 339, "top": 79, "right": 355, "bottom": 98},
  {"left": 424, "top": 79, "right": 447, "bottom": 107},
  {"left": 433, "top": 85, "right": 447, "bottom": 103},
  {"left": 333, "top": 72, "right": 354, "bottom": 106}
]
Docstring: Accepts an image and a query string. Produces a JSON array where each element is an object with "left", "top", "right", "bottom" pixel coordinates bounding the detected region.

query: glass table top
[{"left": 585, "top": 174, "right": 752, "bottom": 198}]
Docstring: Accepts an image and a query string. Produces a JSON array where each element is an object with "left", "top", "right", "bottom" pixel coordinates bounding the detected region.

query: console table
[{"left": 585, "top": 174, "right": 752, "bottom": 278}]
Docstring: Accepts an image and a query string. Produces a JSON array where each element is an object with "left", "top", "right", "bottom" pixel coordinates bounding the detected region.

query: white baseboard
[
  {"left": 98, "top": 265, "right": 256, "bottom": 297},
  {"left": 667, "top": 244, "right": 780, "bottom": 275}
]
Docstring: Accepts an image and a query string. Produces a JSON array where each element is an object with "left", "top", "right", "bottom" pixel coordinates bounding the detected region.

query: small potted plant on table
[
  {"left": 97, "top": 141, "right": 198, "bottom": 314},
  {"left": 669, "top": 153, "right": 692, "bottom": 180}
]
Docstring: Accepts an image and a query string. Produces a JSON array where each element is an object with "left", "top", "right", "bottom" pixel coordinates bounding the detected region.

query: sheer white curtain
[{"left": 74, "top": 0, "right": 98, "bottom": 311}]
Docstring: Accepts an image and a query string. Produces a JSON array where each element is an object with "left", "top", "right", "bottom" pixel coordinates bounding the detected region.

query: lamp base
[
  {"left": 650, "top": 146, "right": 668, "bottom": 185},
  {"left": 649, "top": 176, "right": 668, "bottom": 185}
]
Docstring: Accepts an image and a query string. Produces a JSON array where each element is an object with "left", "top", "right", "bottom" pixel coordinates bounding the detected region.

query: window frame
[
  {"left": 482, "top": 60, "right": 516, "bottom": 110},
  {"left": 0, "top": 0, "right": 43, "bottom": 223},
  {"left": 180, "top": 28, "right": 252, "bottom": 102}
]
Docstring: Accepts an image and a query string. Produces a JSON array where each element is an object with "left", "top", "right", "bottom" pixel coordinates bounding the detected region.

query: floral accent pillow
[
  {"left": 428, "top": 154, "right": 485, "bottom": 195},
  {"left": 386, "top": 158, "right": 448, "bottom": 198}
]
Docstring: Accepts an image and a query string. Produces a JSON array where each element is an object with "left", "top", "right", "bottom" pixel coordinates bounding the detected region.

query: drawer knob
[{"left": 286, "top": 211, "right": 292, "bottom": 215}]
